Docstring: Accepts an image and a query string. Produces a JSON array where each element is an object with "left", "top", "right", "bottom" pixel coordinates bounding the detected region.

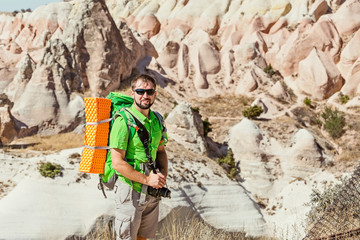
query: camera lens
[{"left": 148, "top": 187, "right": 171, "bottom": 198}]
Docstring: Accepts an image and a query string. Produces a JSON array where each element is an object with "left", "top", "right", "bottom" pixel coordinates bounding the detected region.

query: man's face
[{"left": 131, "top": 80, "right": 157, "bottom": 110}]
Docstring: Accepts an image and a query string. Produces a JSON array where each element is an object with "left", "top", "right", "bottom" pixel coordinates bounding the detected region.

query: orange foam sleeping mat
[{"left": 79, "top": 97, "right": 112, "bottom": 174}]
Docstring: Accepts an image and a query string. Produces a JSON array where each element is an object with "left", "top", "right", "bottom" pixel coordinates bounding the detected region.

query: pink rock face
[
  {"left": 338, "top": 29, "right": 360, "bottom": 78},
  {"left": 235, "top": 68, "right": 258, "bottom": 95},
  {"left": 272, "top": 17, "right": 342, "bottom": 76},
  {"left": 1, "top": 3, "right": 72, "bottom": 51},
  {"left": 157, "top": 41, "right": 180, "bottom": 68},
  {"left": 198, "top": 43, "right": 220, "bottom": 75},
  {"left": 341, "top": 59, "right": 360, "bottom": 97},
  {"left": 136, "top": 14, "right": 161, "bottom": 39},
  {"left": 298, "top": 48, "right": 343, "bottom": 100},
  {"left": 331, "top": 0, "right": 360, "bottom": 37},
  {"left": 177, "top": 43, "right": 190, "bottom": 80}
]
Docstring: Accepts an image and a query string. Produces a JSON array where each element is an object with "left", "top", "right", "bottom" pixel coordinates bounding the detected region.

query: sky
[{"left": 0, "top": 0, "right": 62, "bottom": 12}]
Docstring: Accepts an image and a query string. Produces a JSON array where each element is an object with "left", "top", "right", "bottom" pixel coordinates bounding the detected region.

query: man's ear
[{"left": 131, "top": 90, "right": 134, "bottom": 98}]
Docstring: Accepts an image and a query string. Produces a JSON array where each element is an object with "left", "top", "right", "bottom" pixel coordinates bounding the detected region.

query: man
[{"left": 109, "top": 74, "right": 168, "bottom": 240}]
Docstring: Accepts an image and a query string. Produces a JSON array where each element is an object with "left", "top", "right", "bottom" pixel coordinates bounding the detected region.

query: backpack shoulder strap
[
  {"left": 114, "top": 107, "right": 137, "bottom": 140},
  {"left": 153, "top": 111, "right": 167, "bottom": 144}
]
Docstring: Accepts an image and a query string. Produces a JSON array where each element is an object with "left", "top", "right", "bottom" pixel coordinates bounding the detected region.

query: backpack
[{"left": 97, "top": 92, "right": 166, "bottom": 198}]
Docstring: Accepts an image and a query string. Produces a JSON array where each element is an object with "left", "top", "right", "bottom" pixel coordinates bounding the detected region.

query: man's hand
[{"left": 146, "top": 171, "right": 166, "bottom": 189}]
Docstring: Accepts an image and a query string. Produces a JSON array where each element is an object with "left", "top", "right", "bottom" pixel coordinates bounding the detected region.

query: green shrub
[
  {"left": 218, "top": 149, "right": 237, "bottom": 180},
  {"left": 304, "top": 97, "right": 312, "bottom": 107},
  {"left": 321, "top": 107, "right": 345, "bottom": 138},
  {"left": 191, "top": 106, "right": 200, "bottom": 113},
  {"left": 242, "top": 105, "right": 264, "bottom": 119},
  {"left": 264, "top": 64, "right": 275, "bottom": 77},
  {"left": 339, "top": 93, "right": 350, "bottom": 104},
  {"left": 203, "top": 118, "right": 212, "bottom": 137},
  {"left": 39, "top": 162, "right": 62, "bottom": 178}
]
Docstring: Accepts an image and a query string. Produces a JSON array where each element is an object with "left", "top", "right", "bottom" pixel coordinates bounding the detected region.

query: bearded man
[{"left": 109, "top": 74, "right": 168, "bottom": 240}]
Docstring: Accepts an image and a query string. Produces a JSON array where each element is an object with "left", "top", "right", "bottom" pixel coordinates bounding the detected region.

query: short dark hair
[{"left": 131, "top": 74, "right": 157, "bottom": 90}]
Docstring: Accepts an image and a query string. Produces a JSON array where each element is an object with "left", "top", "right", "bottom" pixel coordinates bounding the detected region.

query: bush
[
  {"left": 218, "top": 149, "right": 237, "bottom": 180},
  {"left": 39, "top": 162, "right": 62, "bottom": 178},
  {"left": 264, "top": 64, "right": 275, "bottom": 77},
  {"left": 203, "top": 118, "right": 212, "bottom": 137},
  {"left": 191, "top": 106, "right": 200, "bottom": 113},
  {"left": 321, "top": 107, "right": 345, "bottom": 138},
  {"left": 304, "top": 97, "right": 312, "bottom": 107},
  {"left": 339, "top": 93, "right": 350, "bottom": 104},
  {"left": 242, "top": 105, "right": 264, "bottom": 119}
]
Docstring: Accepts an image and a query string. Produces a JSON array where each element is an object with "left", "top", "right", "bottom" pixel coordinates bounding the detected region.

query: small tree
[
  {"left": 203, "top": 118, "right": 212, "bottom": 137},
  {"left": 242, "top": 105, "right": 264, "bottom": 119},
  {"left": 218, "top": 149, "right": 237, "bottom": 179},
  {"left": 339, "top": 93, "right": 350, "bottom": 104},
  {"left": 304, "top": 97, "right": 312, "bottom": 107},
  {"left": 264, "top": 64, "right": 275, "bottom": 77},
  {"left": 321, "top": 107, "right": 345, "bottom": 138}
]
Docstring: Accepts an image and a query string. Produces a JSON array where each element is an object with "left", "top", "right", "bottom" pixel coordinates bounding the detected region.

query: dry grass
[
  {"left": 8, "top": 132, "right": 84, "bottom": 152},
  {"left": 192, "top": 94, "right": 252, "bottom": 119},
  {"left": 154, "top": 207, "right": 273, "bottom": 240},
  {"left": 69, "top": 207, "right": 274, "bottom": 240}
]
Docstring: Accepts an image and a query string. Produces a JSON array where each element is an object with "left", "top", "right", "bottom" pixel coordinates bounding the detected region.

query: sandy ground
[
  {"left": 0, "top": 147, "right": 115, "bottom": 239},
  {"left": 0, "top": 146, "right": 268, "bottom": 239},
  {"left": 0, "top": 145, "right": 347, "bottom": 239}
]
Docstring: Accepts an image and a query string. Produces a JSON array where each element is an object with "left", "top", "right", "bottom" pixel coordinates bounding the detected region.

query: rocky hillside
[{"left": 1, "top": 0, "right": 360, "bottom": 238}]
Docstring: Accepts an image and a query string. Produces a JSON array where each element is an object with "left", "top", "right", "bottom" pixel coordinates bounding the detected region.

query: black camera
[{"left": 147, "top": 186, "right": 171, "bottom": 198}]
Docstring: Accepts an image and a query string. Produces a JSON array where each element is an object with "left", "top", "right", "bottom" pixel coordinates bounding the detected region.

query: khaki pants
[{"left": 114, "top": 179, "right": 160, "bottom": 240}]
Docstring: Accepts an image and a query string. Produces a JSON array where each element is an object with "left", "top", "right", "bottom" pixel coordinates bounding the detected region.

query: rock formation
[
  {"left": 166, "top": 102, "right": 207, "bottom": 154},
  {"left": 1, "top": 0, "right": 360, "bottom": 238}
]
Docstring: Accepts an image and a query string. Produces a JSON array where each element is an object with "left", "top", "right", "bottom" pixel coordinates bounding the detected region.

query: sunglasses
[{"left": 134, "top": 89, "right": 156, "bottom": 96}]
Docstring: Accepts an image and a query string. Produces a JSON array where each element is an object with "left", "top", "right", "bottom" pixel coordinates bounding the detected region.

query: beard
[{"left": 135, "top": 98, "right": 154, "bottom": 109}]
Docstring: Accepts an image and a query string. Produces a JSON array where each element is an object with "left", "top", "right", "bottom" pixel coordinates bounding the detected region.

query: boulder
[
  {"left": 0, "top": 106, "right": 17, "bottom": 145},
  {"left": 229, "top": 118, "right": 263, "bottom": 155},
  {"left": 288, "top": 129, "right": 323, "bottom": 165},
  {"left": 269, "top": 80, "right": 291, "bottom": 102},
  {"left": 0, "top": 94, "right": 17, "bottom": 144},
  {"left": 177, "top": 43, "right": 190, "bottom": 80},
  {"left": 157, "top": 41, "right": 180, "bottom": 68},
  {"left": 197, "top": 42, "right": 221, "bottom": 88},
  {"left": 136, "top": 14, "right": 161, "bottom": 39},
  {"left": 331, "top": 0, "right": 360, "bottom": 37},
  {"left": 341, "top": 58, "right": 360, "bottom": 97},
  {"left": 228, "top": 118, "right": 274, "bottom": 195},
  {"left": 165, "top": 103, "right": 207, "bottom": 154},
  {"left": 235, "top": 68, "right": 258, "bottom": 95},
  {"left": 297, "top": 48, "right": 343, "bottom": 100},
  {"left": 337, "top": 29, "right": 360, "bottom": 78}
]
